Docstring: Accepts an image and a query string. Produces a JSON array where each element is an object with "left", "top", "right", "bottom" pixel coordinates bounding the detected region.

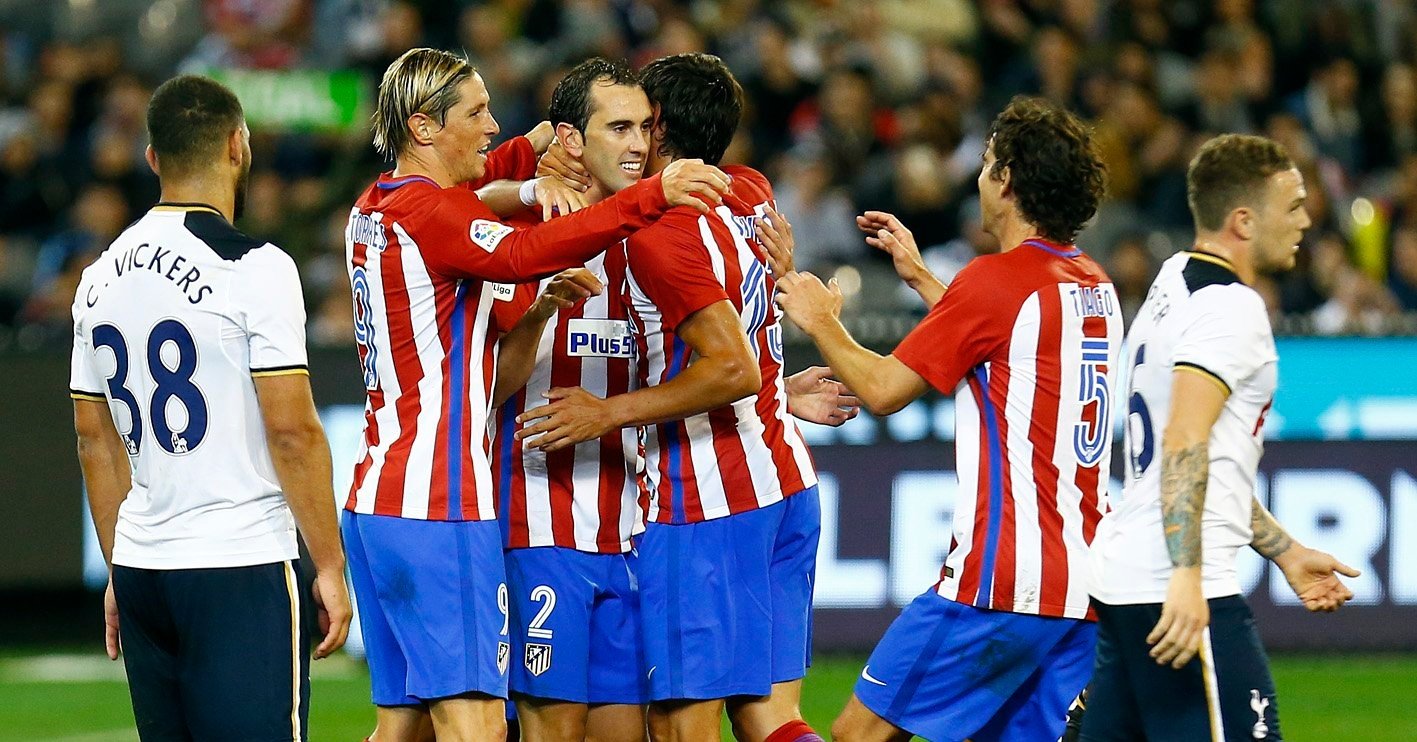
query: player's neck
[
  {"left": 157, "top": 178, "right": 235, "bottom": 223},
  {"left": 994, "top": 215, "right": 1045, "bottom": 254},
  {"left": 1191, "top": 236, "right": 1254, "bottom": 285},
  {"left": 392, "top": 149, "right": 455, "bottom": 188}
]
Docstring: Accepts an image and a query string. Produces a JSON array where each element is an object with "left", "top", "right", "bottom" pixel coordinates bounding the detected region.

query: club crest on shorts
[
  {"left": 1250, "top": 689, "right": 1271, "bottom": 738},
  {"left": 524, "top": 643, "right": 552, "bottom": 676},
  {"left": 497, "top": 641, "right": 510, "bottom": 675}
]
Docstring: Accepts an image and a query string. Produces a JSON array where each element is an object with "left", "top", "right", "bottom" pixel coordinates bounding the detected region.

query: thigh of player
[
  {"left": 851, "top": 590, "right": 1086, "bottom": 742},
  {"left": 638, "top": 504, "right": 781, "bottom": 702},
  {"left": 972, "top": 614, "right": 1096, "bottom": 742},
  {"left": 111, "top": 565, "right": 192, "bottom": 741},
  {"left": 344, "top": 511, "right": 509, "bottom": 704},
  {"left": 1209, "top": 596, "right": 1281, "bottom": 742},
  {"left": 767, "top": 487, "right": 821, "bottom": 685},
  {"left": 1076, "top": 601, "right": 1147, "bottom": 742},
  {"left": 162, "top": 560, "right": 310, "bottom": 742},
  {"left": 504, "top": 546, "right": 648, "bottom": 705}
]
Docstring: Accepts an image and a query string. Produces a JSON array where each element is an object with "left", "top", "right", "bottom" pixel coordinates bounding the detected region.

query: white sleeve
[
  {"left": 241, "top": 245, "right": 310, "bottom": 376},
  {"left": 69, "top": 279, "right": 106, "bottom": 400},
  {"left": 1171, "top": 286, "right": 1269, "bottom": 393}
]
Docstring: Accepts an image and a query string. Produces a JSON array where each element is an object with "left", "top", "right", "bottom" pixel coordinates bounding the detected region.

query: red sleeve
[
  {"left": 464, "top": 136, "right": 537, "bottom": 189},
  {"left": 490, "top": 282, "right": 540, "bottom": 335},
  {"left": 625, "top": 216, "right": 730, "bottom": 329},
  {"left": 892, "top": 259, "right": 1010, "bottom": 393},
  {"left": 414, "top": 172, "right": 670, "bottom": 283}
]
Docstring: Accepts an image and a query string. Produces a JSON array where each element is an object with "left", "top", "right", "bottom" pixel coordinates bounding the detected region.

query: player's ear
[
  {"left": 1229, "top": 207, "right": 1256, "bottom": 241},
  {"left": 144, "top": 145, "right": 160, "bottom": 176},
  {"left": 997, "top": 165, "right": 1013, "bottom": 198},
  {"left": 408, "top": 112, "right": 436, "bottom": 147},
  {"left": 556, "top": 122, "right": 584, "bottom": 157},
  {"left": 227, "top": 128, "right": 243, "bottom": 167}
]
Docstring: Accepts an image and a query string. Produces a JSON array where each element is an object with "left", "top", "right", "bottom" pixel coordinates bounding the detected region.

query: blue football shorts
[
  {"left": 342, "top": 510, "right": 509, "bottom": 706},
  {"left": 854, "top": 589, "right": 1097, "bottom": 742},
  {"left": 638, "top": 486, "right": 820, "bottom": 701},
  {"left": 504, "top": 545, "right": 646, "bottom": 704}
]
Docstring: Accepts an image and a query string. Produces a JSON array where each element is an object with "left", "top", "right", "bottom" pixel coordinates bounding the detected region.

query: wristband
[{"left": 518, "top": 179, "right": 539, "bottom": 206}]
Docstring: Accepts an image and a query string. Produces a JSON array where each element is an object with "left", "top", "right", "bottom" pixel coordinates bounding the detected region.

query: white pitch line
[{"left": 35, "top": 729, "right": 137, "bottom": 742}]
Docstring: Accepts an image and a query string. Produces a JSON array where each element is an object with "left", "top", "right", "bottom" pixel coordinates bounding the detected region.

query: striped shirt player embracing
[
  {"left": 340, "top": 48, "right": 731, "bottom": 741},
  {"left": 777, "top": 96, "right": 1118, "bottom": 742},
  {"left": 514, "top": 54, "right": 844, "bottom": 742}
]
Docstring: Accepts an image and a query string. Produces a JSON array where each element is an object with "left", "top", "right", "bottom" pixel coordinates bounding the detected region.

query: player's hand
[
  {"left": 532, "top": 176, "right": 590, "bottom": 221},
  {"left": 660, "top": 158, "right": 731, "bottom": 214},
  {"left": 311, "top": 567, "right": 352, "bottom": 660},
  {"left": 757, "top": 206, "right": 795, "bottom": 276},
  {"left": 515, "top": 387, "right": 618, "bottom": 452},
  {"left": 775, "top": 271, "right": 844, "bottom": 337},
  {"left": 859, "top": 210, "right": 931, "bottom": 286},
  {"left": 531, "top": 268, "right": 602, "bottom": 321},
  {"left": 786, "top": 366, "right": 860, "bottom": 427},
  {"left": 1274, "top": 545, "right": 1360, "bottom": 612},
  {"left": 536, "top": 138, "right": 591, "bottom": 192},
  {"left": 1147, "top": 567, "right": 1208, "bottom": 669},
  {"left": 524, "top": 121, "right": 555, "bottom": 154},
  {"left": 104, "top": 576, "right": 120, "bottom": 660}
]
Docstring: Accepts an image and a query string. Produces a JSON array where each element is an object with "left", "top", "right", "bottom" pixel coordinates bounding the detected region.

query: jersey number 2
[{"left": 92, "top": 319, "right": 209, "bottom": 455}]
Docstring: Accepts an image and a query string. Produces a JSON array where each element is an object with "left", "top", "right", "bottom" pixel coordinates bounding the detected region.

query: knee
[{"left": 831, "top": 713, "right": 857, "bottom": 742}]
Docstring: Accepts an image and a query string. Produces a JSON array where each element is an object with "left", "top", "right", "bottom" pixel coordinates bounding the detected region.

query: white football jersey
[
  {"left": 70, "top": 203, "right": 308, "bottom": 569},
  {"left": 1090, "top": 251, "right": 1277, "bottom": 604}
]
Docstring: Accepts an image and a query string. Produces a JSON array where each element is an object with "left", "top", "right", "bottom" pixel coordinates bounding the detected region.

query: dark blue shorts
[
  {"left": 1079, "top": 596, "right": 1281, "bottom": 741},
  {"left": 112, "top": 560, "right": 311, "bottom": 741},
  {"left": 342, "top": 511, "right": 509, "bottom": 706},
  {"left": 855, "top": 589, "right": 1097, "bottom": 742},
  {"left": 505, "top": 546, "right": 647, "bottom": 704},
  {"left": 639, "top": 487, "right": 820, "bottom": 701}
]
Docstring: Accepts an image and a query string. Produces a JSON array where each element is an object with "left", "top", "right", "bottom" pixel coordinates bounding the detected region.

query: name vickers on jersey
[{"left": 87, "top": 241, "right": 216, "bottom": 306}]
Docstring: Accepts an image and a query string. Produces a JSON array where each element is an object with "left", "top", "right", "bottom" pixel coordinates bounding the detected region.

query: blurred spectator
[
  {"left": 1287, "top": 56, "right": 1364, "bottom": 176},
  {"left": 185, "top": 0, "right": 313, "bottom": 70},
  {"left": 771, "top": 148, "right": 861, "bottom": 273},
  {"left": 1107, "top": 233, "right": 1156, "bottom": 322},
  {"left": 1388, "top": 226, "right": 1417, "bottom": 310}
]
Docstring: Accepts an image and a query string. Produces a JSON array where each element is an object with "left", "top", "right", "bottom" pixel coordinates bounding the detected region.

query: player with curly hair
[{"left": 777, "top": 96, "right": 1119, "bottom": 742}]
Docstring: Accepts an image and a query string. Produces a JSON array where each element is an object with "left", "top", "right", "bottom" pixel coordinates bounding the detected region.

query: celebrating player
[
  {"left": 70, "top": 75, "right": 350, "bottom": 741},
  {"left": 1080, "top": 134, "right": 1360, "bottom": 741},
  {"left": 776, "top": 96, "right": 1119, "bottom": 742},
  {"left": 516, "top": 53, "right": 827, "bottom": 742},
  {"left": 341, "top": 48, "right": 730, "bottom": 742}
]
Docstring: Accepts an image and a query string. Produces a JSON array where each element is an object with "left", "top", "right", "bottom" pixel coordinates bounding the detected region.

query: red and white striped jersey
[
  {"left": 894, "top": 239, "right": 1122, "bottom": 620},
  {"left": 490, "top": 224, "right": 643, "bottom": 553},
  {"left": 624, "top": 165, "right": 816, "bottom": 524},
  {"left": 343, "top": 138, "right": 673, "bottom": 521}
]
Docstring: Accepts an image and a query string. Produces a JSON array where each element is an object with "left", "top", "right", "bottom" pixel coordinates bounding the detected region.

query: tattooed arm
[
  {"left": 1146, "top": 369, "right": 1227, "bottom": 669},
  {"left": 1252, "top": 497, "right": 1362, "bottom": 612}
]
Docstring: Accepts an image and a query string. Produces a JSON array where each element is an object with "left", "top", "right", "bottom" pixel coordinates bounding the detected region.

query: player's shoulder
[
  {"left": 181, "top": 209, "right": 279, "bottom": 263},
  {"left": 722, "top": 164, "right": 773, "bottom": 201},
  {"left": 1178, "top": 253, "right": 1264, "bottom": 311}
]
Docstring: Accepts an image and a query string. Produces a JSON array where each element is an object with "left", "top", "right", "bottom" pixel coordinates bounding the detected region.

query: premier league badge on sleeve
[{"left": 524, "top": 643, "right": 553, "bottom": 676}]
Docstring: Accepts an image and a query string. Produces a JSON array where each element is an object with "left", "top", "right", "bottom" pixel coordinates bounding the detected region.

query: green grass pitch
[{"left": 2, "top": 651, "right": 1415, "bottom": 740}]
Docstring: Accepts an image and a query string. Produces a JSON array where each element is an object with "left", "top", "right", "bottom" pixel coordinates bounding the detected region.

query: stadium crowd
[{"left": 3, "top": 0, "right": 1417, "bottom": 349}]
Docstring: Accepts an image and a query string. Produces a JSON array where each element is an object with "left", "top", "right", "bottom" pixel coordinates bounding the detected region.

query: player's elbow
[
  {"left": 265, "top": 418, "right": 325, "bottom": 459},
  {"left": 719, "top": 355, "right": 762, "bottom": 401}
]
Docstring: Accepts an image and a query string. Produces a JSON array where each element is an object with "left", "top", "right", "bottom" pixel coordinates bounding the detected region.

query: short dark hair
[
  {"left": 549, "top": 58, "right": 640, "bottom": 133},
  {"left": 640, "top": 53, "right": 743, "bottom": 165},
  {"left": 1186, "top": 134, "right": 1295, "bottom": 231},
  {"left": 986, "top": 96, "right": 1107, "bottom": 243},
  {"left": 146, "top": 75, "right": 244, "bottom": 175}
]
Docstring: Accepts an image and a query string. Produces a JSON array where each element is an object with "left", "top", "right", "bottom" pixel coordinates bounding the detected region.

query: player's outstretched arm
[
  {"left": 516, "top": 299, "right": 760, "bottom": 452},
  {"left": 785, "top": 366, "right": 861, "bottom": 427},
  {"left": 476, "top": 177, "right": 590, "bottom": 220},
  {"left": 858, "top": 211, "right": 947, "bottom": 307},
  {"left": 492, "top": 269, "right": 603, "bottom": 407},
  {"left": 254, "top": 374, "right": 351, "bottom": 660},
  {"left": 73, "top": 399, "right": 132, "bottom": 660},
  {"left": 775, "top": 270, "right": 929, "bottom": 415},
  {"left": 1148, "top": 369, "right": 1227, "bottom": 669},
  {"left": 1252, "top": 498, "right": 1360, "bottom": 612}
]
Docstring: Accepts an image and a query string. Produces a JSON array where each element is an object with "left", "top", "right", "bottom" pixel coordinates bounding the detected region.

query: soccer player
[
  {"left": 1081, "top": 134, "right": 1360, "bottom": 741},
  {"left": 776, "top": 96, "right": 1119, "bottom": 742},
  {"left": 341, "top": 48, "right": 730, "bottom": 741},
  {"left": 485, "top": 56, "right": 657, "bottom": 742},
  {"left": 515, "top": 53, "right": 826, "bottom": 742},
  {"left": 70, "top": 74, "right": 350, "bottom": 741}
]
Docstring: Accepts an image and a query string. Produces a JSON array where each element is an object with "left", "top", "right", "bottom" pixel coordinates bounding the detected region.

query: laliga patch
[
  {"left": 566, "top": 319, "right": 633, "bottom": 358},
  {"left": 470, "top": 219, "right": 514, "bottom": 253},
  {"left": 525, "top": 643, "right": 553, "bottom": 676},
  {"left": 490, "top": 282, "right": 516, "bottom": 302}
]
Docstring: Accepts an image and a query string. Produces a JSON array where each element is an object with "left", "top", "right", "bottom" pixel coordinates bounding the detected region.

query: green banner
[{"left": 205, "top": 69, "right": 371, "bottom": 133}]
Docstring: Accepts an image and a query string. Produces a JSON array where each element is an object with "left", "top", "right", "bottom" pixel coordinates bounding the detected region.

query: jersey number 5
[
  {"left": 1073, "top": 338, "right": 1112, "bottom": 467},
  {"left": 92, "top": 319, "right": 209, "bottom": 455}
]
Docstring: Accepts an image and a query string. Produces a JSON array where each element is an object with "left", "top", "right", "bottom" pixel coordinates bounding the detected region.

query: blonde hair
[{"left": 372, "top": 48, "right": 476, "bottom": 159}]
